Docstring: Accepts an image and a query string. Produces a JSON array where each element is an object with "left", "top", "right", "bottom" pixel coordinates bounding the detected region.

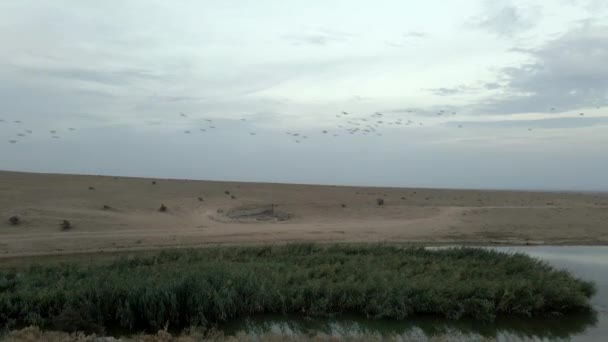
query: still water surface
[{"left": 224, "top": 246, "right": 608, "bottom": 341}]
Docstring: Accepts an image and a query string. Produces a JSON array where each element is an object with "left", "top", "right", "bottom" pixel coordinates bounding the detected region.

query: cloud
[
  {"left": 483, "top": 82, "right": 503, "bottom": 90},
  {"left": 561, "top": 0, "right": 608, "bottom": 12},
  {"left": 476, "top": 23, "right": 608, "bottom": 114},
  {"left": 403, "top": 31, "right": 429, "bottom": 39},
  {"left": 467, "top": 0, "right": 541, "bottom": 37},
  {"left": 426, "top": 85, "right": 479, "bottom": 96},
  {"left": 281, "top": 29, "right": 353, "bottom": 46},
  {"left": 448, "top": 116, "right": 608, "bottom": 129},
  {"left": 17, "top": 66, "right": 163, "bottom": 86},
  {"left": 386, "top": 31, "right": 429, "bottom": 47}
]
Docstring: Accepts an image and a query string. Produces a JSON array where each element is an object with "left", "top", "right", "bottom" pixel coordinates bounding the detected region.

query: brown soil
[{"left": 1, "top": 170, "right": 608, "bottom": 261}]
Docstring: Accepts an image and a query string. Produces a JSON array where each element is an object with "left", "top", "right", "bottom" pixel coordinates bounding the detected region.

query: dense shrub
[{"left": 0, "top": 245, "right": 595, "bottom": 333}]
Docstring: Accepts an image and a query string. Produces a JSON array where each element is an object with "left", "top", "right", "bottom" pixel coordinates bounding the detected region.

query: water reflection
[
  {"left": 223, "top": 246, "right": 608, "bottom": 341},
  {"left": 224, "top": 312, "right": 597, "bottom": 340}
]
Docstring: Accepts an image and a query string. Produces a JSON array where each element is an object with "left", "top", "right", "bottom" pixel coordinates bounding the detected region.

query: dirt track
[{"left": 2, "top": 170, "right": 608, "bottom": 259}]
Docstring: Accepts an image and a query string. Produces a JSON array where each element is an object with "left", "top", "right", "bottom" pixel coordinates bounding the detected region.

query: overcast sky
[{"left": 1, "top": 0, "right": 607, "bottom": 191}]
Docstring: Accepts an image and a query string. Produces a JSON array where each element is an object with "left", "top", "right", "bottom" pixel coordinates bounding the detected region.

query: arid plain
[{"left": 2, "top": 170, "right": 608, "bottom": 260}]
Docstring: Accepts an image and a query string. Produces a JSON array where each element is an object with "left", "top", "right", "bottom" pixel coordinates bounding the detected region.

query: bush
[
  {"left": 8, "top": 215, "right": 20, "bottom": 225},
  {"left": 376, "top": 198, "right": 384, "bottom": 206},
  {"left": 159, "top": 204, "right": 167, "bottom": 212},
  {"left": 60, "top": 220, "right": 72, "bottom": 231}
]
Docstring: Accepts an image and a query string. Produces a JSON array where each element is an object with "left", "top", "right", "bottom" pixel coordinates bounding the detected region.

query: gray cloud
[
  {"left": 282, "top": 29, "right": 353, "bottom": 46},
  {"left": 476, "top": 23, "right": 608, "bottom": 114},
  {"left": 468, "top": 0, "right": 541, "bottom": 37},
  {"left": 427, "top": 85, "right": 478, "bottom": 96},
  {"left": 448, "top": 116, "right": 608, "bottom": 129},
  {"left": 18, "top": 66, "right": 163, "bottom": 86},
  {"left": 483, "top": 82, "right": 502, "bottom": 90}
]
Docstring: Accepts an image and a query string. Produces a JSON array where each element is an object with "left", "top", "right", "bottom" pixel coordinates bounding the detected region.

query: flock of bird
[
  {"left": 174, "top": 108, "right": 462, "bottom": 144},
  {"left": 1, "top": 106, "right": 601, "bottom": 145},
  {"left": 0, "top": 118, "right": 78, "bottom": 144}
]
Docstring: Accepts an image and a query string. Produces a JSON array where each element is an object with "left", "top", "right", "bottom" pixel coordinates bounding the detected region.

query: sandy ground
[{"left": 1, "top": 170, "right": 608, "bottom": 260}]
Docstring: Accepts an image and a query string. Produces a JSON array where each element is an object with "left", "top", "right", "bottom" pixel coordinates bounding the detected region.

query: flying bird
[
  {"left": 9, "top": 140, "right": 17, "bottom": 144},
  {"left": 180, "top": 112, "right": 187, "bottom": 117}
]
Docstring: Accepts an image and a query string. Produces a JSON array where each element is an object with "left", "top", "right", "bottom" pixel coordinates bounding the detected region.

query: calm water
[{"left": 223, "top": 246, "right": 608, "bottom": 341}]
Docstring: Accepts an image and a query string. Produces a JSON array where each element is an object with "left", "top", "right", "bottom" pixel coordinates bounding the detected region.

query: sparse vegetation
[
  {"left": 231, "top": 195, "right": 236, "bottom": 199},
  {"left": 0, "top": 245, "right": 595, "bottom": 334},
  {"left": 60, "top": 220, "right": 72, "bottom": 231},
  {"left": 152, "top": 181, "right": 157, "bottom": 185},
  {"left": 159, "top": 204, "right": 167, "bottom": 212},
  {"left": 88, "top": 186, "right": 95, "bottom": 190},
  {"left": 376, "top": 198, "right": 384, "bottom": 206},
  {"left": 8, "top": 215, "right": 20, "bottom": 225},
  {"left": 341, "top": 204, "right": 346, "bottom": 208},
  {"left": 224, "top": 190, "right": 230, "bottom": 195},
  {"left": 198, "top": 197, "right": 204, "bottom": 202},
  {"left": 102, "top": 205, "right": 111, "bottom": 210}
]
